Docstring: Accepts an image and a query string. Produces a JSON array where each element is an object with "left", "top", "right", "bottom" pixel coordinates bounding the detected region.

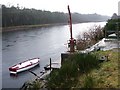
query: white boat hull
[
  {"left": 9, "top": 58, "right": 40, "bottom": 74},
  {"left": 10, "top": 63, "right": 39, "bottom": 74}
]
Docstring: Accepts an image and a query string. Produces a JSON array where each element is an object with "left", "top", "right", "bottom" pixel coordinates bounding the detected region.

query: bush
[
  {"left": 47, "top": 53, "right": 100, "bottom": 88},
  {"left": 47, "top": 61, "right": 78, "bottom": 88},
  {"left": 77, "top": 25, "right": 104, "bottom": 50},
  {"left": 70, "top": 53, "right": 99, "bottom": 73}
]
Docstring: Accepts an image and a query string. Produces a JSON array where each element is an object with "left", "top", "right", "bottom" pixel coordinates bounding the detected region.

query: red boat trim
[{"left": 9, "top": 67, "right": 17, "bottom": 72}]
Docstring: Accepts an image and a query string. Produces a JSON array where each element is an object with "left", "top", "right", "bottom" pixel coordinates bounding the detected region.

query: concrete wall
[{"left": 61, "top": 52, "right": 75, "bottom": 64}]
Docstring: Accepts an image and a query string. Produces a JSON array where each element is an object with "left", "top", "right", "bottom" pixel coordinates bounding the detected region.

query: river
[{"left": 2, "top": 22, "right": 106, "bottom": 89}]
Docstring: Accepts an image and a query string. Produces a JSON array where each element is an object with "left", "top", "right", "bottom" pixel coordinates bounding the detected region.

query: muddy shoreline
[{"left": 2, "top": 23, "right": 67, "bottom": 32}]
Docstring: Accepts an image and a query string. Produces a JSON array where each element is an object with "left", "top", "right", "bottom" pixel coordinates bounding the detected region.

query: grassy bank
[
  {"left": 25, "top": 49, "right": 119, "bottom": 89},
  {"left": 89, "top": 49, "right": 119, "bottom": 88},
  {"left": 47, "top": 49, "right": 119, "bottom": 89},
  {"left": 47, "top": 53, "right": 99, "bottom": 88}
]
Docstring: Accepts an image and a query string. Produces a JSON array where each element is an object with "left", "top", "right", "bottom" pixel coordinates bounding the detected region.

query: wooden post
[{"left": 50, "top": 58, "right": 51, "bottom": 71}]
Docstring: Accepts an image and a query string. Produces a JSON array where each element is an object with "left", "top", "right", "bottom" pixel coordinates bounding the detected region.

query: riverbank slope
[
  {"left": 23, "top": 48, "right": 119, "bottom": 89},
  {"left": 47, "top": 48, "right": 120, "bottom": 88}
]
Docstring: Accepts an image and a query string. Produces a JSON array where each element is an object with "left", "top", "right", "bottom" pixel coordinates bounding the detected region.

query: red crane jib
[
  {"left": 67, "top": 5, "right": 76, "bottom": 52},
  {"left": 68, "top": 5, "right": 73, "bottom": 39}
]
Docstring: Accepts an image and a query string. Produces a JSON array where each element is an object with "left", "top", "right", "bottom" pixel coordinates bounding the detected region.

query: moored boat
[{"left": 9, "top": 58, "right": 40, "bottom": 74}]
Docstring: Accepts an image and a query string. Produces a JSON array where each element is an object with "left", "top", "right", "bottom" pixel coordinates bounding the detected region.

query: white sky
[{"left": 0, "top": 0, "right": 120, "bottom": 16}]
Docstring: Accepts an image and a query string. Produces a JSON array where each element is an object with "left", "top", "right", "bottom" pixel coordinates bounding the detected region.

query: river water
[{"left": 2, "top": 22, "right": 106, "bottom": 89}]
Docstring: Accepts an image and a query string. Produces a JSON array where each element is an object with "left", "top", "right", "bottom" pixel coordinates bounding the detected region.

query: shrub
[
  {"left": 77, "top": 25, "right": 104, "bottom": 50},
  {"left": 47, "top": 53, "right": 100, "bottom": 88},
  {"left": 70, "top": 53, "right": 99, "bottom": 73}
]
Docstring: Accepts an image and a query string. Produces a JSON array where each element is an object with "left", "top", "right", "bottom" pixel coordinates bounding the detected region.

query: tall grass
[
  {"left": 83, "top": 75, "right": 94, "bottom": 88},
  {"left": 72, "top": 53, "right": 99, "bottom": 73},
  {"left": 47, "top": 53, "right": 100, "bottom": 88}
]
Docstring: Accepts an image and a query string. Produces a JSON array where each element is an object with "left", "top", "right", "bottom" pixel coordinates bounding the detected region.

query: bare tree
[{"left": 76, "top": 25, "right": 104, "bottom": 50}]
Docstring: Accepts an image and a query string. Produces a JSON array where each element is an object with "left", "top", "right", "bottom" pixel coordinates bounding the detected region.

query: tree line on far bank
[{"left": 2, "top": 5, "right": 109, "bottom": 27}]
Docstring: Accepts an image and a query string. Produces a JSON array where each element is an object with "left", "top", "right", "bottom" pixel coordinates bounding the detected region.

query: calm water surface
[{"left": 2, "top": 22, "right": 106, "bottom": 88}]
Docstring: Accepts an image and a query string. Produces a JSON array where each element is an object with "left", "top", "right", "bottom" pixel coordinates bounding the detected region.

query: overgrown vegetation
[
  {"left": 22, "top": 79, "right": 43, "bottom": 90},
  {"left": 47, "top": 53, "right": 100, "bottom": 89},
  {"left": 76, "top": 49, "right": 119, "bottom": 88},
  {"left": 46, "top": 49, "right": 119, "bottom": 89},
  {"left": 83, "top": 75, "right": 94, "bottom": 88},
  {"left": 103, "top": 18, "right": 120, "bottom": 37},
  {"left": 76, "top": 25, "right": 104, "bottom": 50},
  {"left": 91, "top": 49, "right": 119, "bottom": 88}
]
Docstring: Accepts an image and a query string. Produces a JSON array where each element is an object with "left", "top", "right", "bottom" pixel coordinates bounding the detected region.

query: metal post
[
  {"left": 50, "top": 58, "right": 51, "bottom": 71},
  {"left": 67, "top": 5, "right": 75, "bottom": 52}
]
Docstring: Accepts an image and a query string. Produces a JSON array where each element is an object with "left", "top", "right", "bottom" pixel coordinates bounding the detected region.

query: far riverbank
[
  {"left": 2, "top": 23, "right": 67, "bottom": 32},
  {"left": 2, "top": 21, "right": 105, "bottom": 33}
]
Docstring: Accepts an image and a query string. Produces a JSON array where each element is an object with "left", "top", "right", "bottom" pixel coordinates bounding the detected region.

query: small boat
[{"left": 9, "top": 58, "right": 40, "bottom": 74}]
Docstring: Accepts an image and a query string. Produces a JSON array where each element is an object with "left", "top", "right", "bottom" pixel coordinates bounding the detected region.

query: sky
[
  {"left": 0, "top": 0, "right": 120, "bottom": 16},
  {"left": 118, "top": 1, "right": 120, "bottom": 15}
]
